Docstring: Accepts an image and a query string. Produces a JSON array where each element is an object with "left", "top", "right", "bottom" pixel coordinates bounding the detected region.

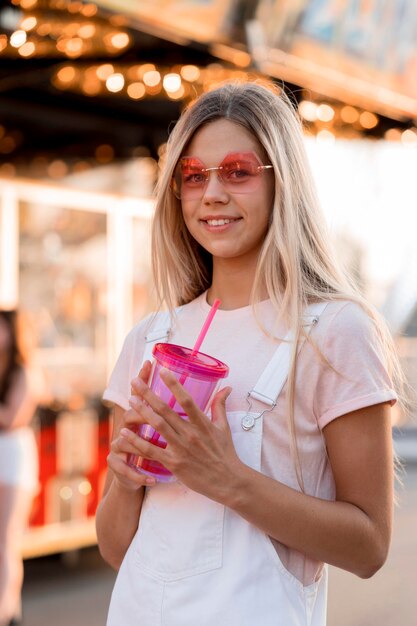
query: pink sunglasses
[{"left": 172, "top": 151, "right": 273, "bottom": 199}]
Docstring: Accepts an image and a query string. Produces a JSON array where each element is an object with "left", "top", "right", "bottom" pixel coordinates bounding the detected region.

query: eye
[
  {"left": 229, "top": 168, "right": 251, "bottom": 179},
  {"left": 223, "top": 162, "right": 256, "bottom": 182},
  {"left": 183, "top": 170, "right": 206, "bottom": 185}
]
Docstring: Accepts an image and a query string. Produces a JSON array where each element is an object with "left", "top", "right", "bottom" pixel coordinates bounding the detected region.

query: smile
[{"left": 203, "top": 218, "right": 241, "bottom": 226}]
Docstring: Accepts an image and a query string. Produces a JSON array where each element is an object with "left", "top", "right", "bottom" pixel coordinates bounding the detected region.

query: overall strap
[
  {"left": 143, "top": 310, "right": 177, "bottom": 362},
  {"left": 249, "top": 302, "right": 328, "bottom": 408}
]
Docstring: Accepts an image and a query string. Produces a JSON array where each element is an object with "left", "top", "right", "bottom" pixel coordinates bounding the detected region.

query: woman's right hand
[{"left": 106, "top": 360, "right": 156, "bottom": 492}]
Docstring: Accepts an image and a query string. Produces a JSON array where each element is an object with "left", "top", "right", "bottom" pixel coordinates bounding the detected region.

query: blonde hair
[{"left": 152, "top": 80, "right": 404, "bottom": 489}]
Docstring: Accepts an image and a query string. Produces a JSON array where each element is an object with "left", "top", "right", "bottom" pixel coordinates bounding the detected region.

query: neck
[{"left": 207, "top": 255, "right": 266, "bottom": 310}]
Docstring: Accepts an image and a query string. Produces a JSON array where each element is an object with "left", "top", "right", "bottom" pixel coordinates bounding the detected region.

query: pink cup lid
[{"left": 153, "top": 343, "right": 229, "bottom": 380}]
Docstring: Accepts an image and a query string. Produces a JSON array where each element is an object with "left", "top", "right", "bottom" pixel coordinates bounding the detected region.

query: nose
[{"left": 202, "top": 169, "right": 229, "bottom": 203}]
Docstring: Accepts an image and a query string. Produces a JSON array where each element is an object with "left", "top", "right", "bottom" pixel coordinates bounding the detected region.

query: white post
[
  {"left": 106, "top": 203, "right": 134, "bottom": 377},
  {"left": 0, "top": 184, "right": 19, "bottom": 309}
]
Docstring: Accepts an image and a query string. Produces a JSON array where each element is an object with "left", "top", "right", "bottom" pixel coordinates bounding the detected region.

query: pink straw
[
  {"left": 168, "top": 298, "right": 221, "bottom": 408},
  {"left": 191, "top": 298, "right": 221, "bottom": 355}
]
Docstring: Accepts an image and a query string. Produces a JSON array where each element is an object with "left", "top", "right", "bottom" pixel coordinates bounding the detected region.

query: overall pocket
[{"left": 135, "top": 481, "right": 225, "bottom": 582}]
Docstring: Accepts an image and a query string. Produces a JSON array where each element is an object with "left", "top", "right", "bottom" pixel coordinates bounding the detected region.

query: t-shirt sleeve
[
  {"left": 315, "top": 302, "right": 397, "bottom": 430},
  {"left": 102, "top": 314, "right": 153, "bottom": 411}
]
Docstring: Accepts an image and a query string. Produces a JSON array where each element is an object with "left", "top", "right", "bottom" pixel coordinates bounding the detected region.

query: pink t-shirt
[{"left": 103, "top": 292, "right": 396, "bottom": 585}]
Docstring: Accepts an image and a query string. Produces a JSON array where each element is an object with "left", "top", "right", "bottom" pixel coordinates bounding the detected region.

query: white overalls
[{"left": 107, "top": 304, "right": 328, "bottom": 626}]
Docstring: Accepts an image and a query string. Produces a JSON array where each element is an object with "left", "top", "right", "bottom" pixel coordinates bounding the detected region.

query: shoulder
[
  {"left": 315, "top": 300, "right": 377, "bottom": 345},
  {"left": 308, "top": 299, "right": 390, "bottom": 372},
  {"left": 310, "top": 300, "right": 397, "bottom": 428}
]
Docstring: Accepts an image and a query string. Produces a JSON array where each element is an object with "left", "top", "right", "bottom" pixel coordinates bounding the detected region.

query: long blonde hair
[{"left": 152, "top": 80, "right": 404, "bottom": 488}]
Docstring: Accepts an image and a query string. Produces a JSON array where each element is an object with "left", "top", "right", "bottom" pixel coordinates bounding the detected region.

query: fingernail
[
  {"left": 145, "top": 477, "right": 156, "bottom": 485},
  {"left": 120, "top": 427, "right": 131, "bottom": 437}
]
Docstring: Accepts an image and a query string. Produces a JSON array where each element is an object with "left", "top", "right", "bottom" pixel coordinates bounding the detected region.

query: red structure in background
[
  {"left": 29, "top": 402, "right": 110, "bottom": 529},
  {"left": 87, "top": 402, "right": 111, "bottom": 517},
  {"left": 30, "top": 406, "right": 58, "bottom": 527}
]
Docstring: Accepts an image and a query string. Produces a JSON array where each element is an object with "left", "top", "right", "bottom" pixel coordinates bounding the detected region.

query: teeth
[{"left": 206, "top": 219, "right": 237, "bottom": 226}]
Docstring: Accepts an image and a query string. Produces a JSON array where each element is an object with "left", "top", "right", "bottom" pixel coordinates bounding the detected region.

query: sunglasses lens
[
  {"left": 183, "top": 168, "right": 207, "bottom": 188},
  {"left": 174, "top": 158, "right": 206, "bottom": 198},
  {"left": 220, "top": 153, "right": 260, "bottom": 188}
]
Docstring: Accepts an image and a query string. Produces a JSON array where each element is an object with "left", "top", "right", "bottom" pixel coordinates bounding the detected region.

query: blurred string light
[
  {"left": 96, "top": 64, "right": 114, "bottom": 80},
  {"left": 47, "top": 159, "right": 68, "bottom": 178},
  {"left": 127, "top": 82, "right": 146, "bottom": 100},
  {"left": 384, "top": 128, "right": 402, "bottom": 142},
  {"left": 4, "top": 0, "right": 131, "bottom": 59},
  {"left": 51, "top": 61, "right": 252, "bottom": 101},
  {"left": 401, "top": 128, "right": 417, "bottom": 146},
  {"left": 163, "top": 73, "right": 182, "bottom": 93},
  {"left": 340, "top": 105, "right": 360, "bottom": 124},
  {"left": 10, "top": 30, "right": 27, "bottom": 48},
  {"left": 181, "top": 65, "right": 200, "bottom": 82},
  {"left": 105, "top": 72, "right": 124, "bottom": 93},
  {"left": 18, "top": 41, "right": 35, "bottom": 57},
  {"left": 359, "top": 111, "right": 379, "bottom": 129},
  {"left": 95, "top": 144, "right": 114, "bottom": 163},
  {"left": 0, "top": 128, "right": 23, "bottom": 154},
  {"left": 0, "top": 163, "right": 16, "bottom": 177},
  {"left": 20, "top": 16, "right": 38, "bottom": 31},
  {"left": 143, "top": 70, "right": 161, "bottom": 87},
  {"left": 316, "top": 104, "right": 334, "bottom": 122},
  {"left": 297, "top": 97, "right": 395, "bottom": 139},
  {"left": 298, "top": 100, "right": 318, "bottom": 122}
]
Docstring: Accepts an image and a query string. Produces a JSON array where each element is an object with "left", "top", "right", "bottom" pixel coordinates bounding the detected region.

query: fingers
[
  {"left": 118, "top": 426, "right": 169, "bottom": 467},
  {"left": 112, "top": 420, "right": 165, "bottom": 462},
  {"left": 131, "top": 374, "right": 189, "bottom": 431},
  {"left": 116, "top": 408, "right": 147, "bottom": 436},
  {"left": 108, "top": 453, "right": 156, "bottom": 488},
  {"left": 111, "top": 428, "right": 141, "bottom": 456},
  {"left": 137, "top": 360, "right": 152, "bottom": 384},
  {"left": 128, "top": 395, "right": 182, "bottom": 439},
  {"left": 158, "top": 368, "right": 209, "bottom": 426},
  {"left": 108, "top": 442, "right": 156, "bottom": 490}
]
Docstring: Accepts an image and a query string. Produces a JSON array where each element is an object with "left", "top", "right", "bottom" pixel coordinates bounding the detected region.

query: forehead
[{"left": 185, "top": 119, "right": 263, "bottom": 162}]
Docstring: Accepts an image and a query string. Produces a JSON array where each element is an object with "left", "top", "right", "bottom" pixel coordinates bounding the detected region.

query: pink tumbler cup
[{"left": 127, "top": 342, "right": 229, "bottom": 482}]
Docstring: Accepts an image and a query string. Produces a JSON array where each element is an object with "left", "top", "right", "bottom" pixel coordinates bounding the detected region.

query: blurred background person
[{"left": 0, "top": 309, "right": 47, "bottom": 626}]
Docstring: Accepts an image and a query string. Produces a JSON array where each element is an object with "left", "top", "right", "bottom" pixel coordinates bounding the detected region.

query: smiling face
[{"left": 180, "top": 119, "right": 274, "bottom": 267}]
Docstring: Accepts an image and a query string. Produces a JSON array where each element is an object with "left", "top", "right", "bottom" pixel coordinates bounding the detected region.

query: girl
[
  {"left": 96, "top": 81, "right": 399, "bottom": 626},
  {"left": 0, "top": 310, "right": 41, "bottom": 626}
]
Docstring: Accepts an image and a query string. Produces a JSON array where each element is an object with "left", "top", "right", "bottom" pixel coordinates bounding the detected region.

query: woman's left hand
[{"left": 123, "top": 368, "right": 243, "bottom": 502}]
